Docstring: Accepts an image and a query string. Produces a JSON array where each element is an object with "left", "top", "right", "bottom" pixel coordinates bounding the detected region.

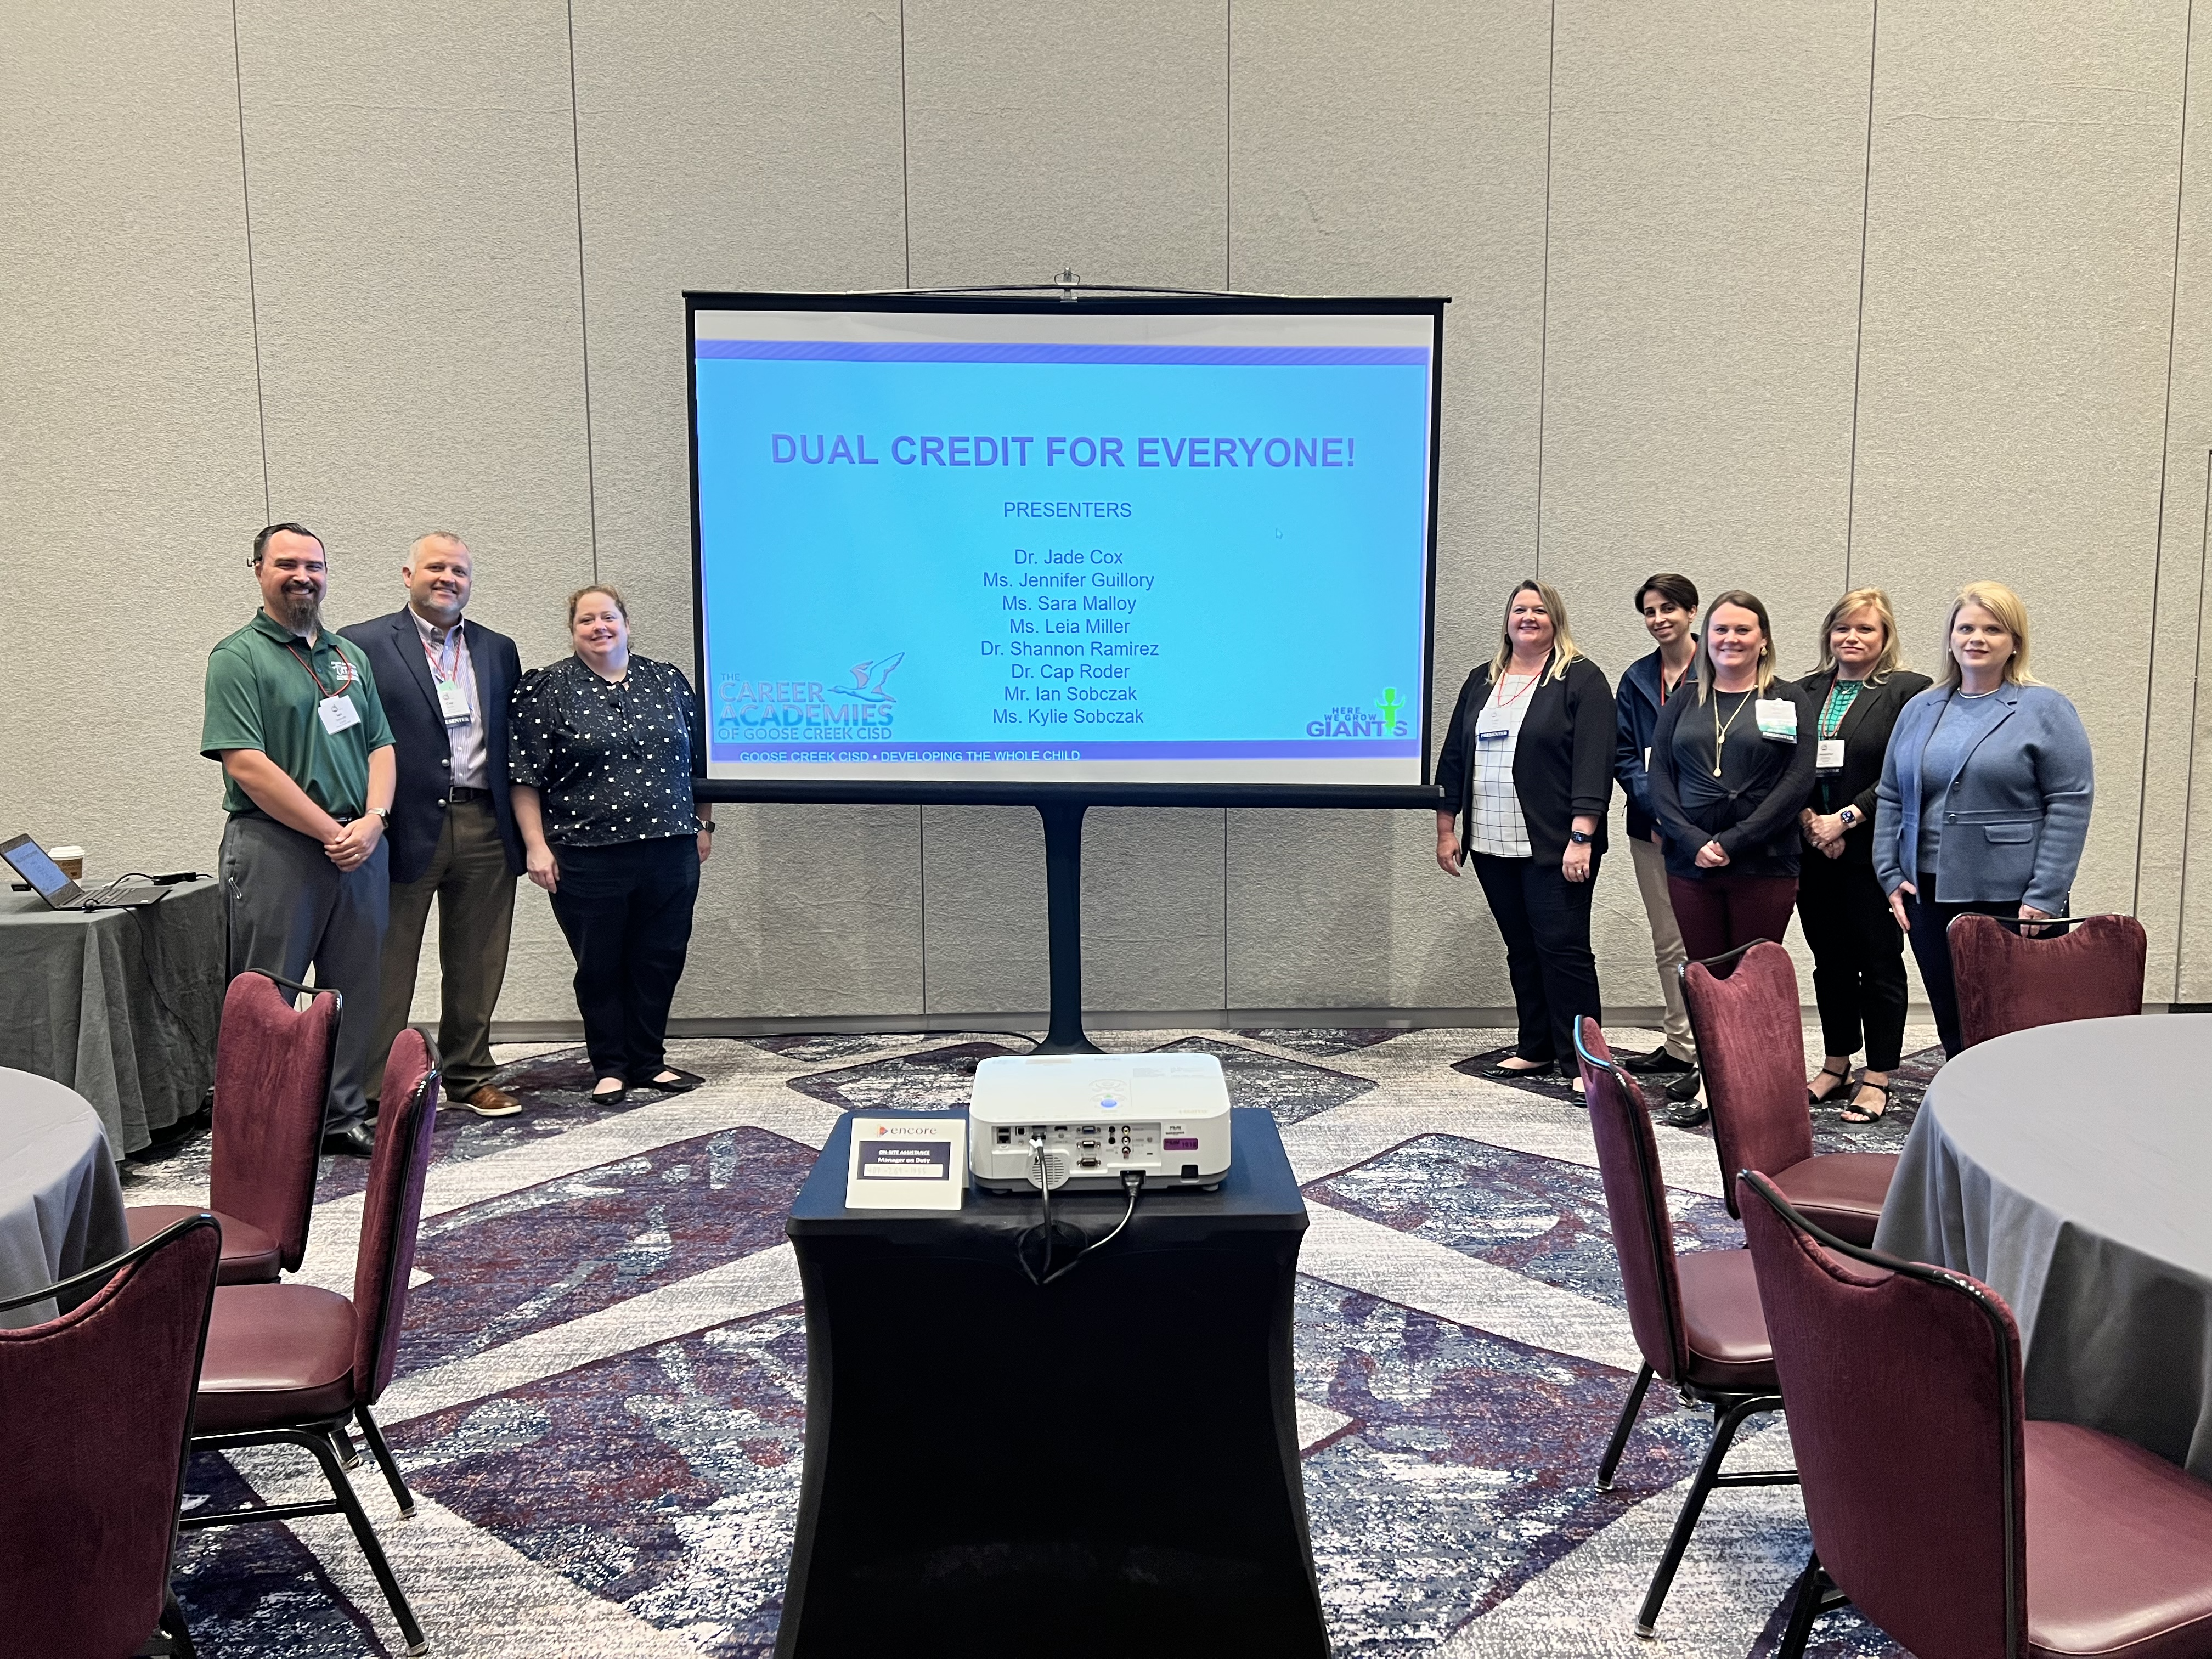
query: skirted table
[
  {"left": 0, "top": 1068, "right": 131, "bottom": 1328},
  {"left": 778, "top": 1106, "right": 1327, "bottom": 1659},
  {"left": 1875, "top": 1013, "right": 2212, "bottom": 1479},
  {"left": 0, "top": 876, "right": 224, "bottom": 1154}
]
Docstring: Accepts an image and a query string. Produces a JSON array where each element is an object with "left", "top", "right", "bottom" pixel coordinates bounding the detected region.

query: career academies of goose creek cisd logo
[
  {"left": 1306, "top": 687, "right": 1407, "bottom": 739},
  {"left": 715, "top": 652, "right": 905, "bottom": 741}
]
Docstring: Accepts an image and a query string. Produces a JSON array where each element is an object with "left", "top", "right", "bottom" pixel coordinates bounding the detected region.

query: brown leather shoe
[{"left": 456, "top": 1084, "right": 522, "bottom": 1118}]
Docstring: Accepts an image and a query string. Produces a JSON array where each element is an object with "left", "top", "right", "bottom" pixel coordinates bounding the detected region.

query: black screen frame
[{"left": 684, "top": 290, "right": 1448, "bottom": 810}]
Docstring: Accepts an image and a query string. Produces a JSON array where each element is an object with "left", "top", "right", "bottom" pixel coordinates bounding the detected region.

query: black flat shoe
[
  {"left": 1839, "top": 1080, "right": 1891, "bottom": 1124},
  {"left": 590, "top": 1079, "right": 628, "bottom": 1105},
  {"left": 320, "top": 1122, "right": 376, "bottom": 1159},
  {"left": 1659, "top": 1102, "right": 1710, "bottom": 1130},
  {"left": 636, "top": 1067, "right": 704, "bottom": 1094}
]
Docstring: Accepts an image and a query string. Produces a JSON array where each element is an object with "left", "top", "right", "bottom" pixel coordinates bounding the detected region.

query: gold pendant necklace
[{"left": 1713, "top": 690, "right": 1750, "bottom": 777}]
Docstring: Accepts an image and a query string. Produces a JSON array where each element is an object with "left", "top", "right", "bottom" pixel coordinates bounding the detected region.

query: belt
[{"left": 449, "top": 787, "right": 491, "bottom": 803}]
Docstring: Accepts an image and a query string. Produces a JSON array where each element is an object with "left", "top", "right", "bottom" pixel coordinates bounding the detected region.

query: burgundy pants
[{"left": 1667, "top": 871, "right": 1799, "bottom": 967}]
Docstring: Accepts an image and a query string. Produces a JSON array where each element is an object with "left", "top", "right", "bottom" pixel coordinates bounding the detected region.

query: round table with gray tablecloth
[
  {"left": 0, "top": 875, "right": 223, "bottom": 1154},
  {"left": 0, "top": 1067, "right": 132, "bottom": 1329},
  {"left": 1874, "top": 1013, "right": 2212, "bottom": 1480}
]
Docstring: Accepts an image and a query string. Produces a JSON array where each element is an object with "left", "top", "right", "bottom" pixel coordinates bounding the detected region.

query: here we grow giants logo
[
  {"left": 716, "top": 653, "right": 905, "bottom": 741},
  {"left": 1306, "top": 688, "right": 1406, "bottom": 740}
]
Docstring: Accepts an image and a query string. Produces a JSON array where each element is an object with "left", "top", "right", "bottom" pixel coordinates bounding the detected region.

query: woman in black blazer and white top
[
  {"left": 1436, "top": 579, "right": 1615, "bottom": 1090},
  {"left": 1792, "top": 589, "right": 1931, "bottom": 1124}
]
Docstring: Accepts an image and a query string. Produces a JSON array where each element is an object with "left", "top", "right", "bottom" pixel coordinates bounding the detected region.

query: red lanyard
[
  {"left": 1493, "top": 668, "right": 1541, "bottom": 709},
  {"left": 285, "top": 639, "right": 356, "bottom": 701},
  {"left": 421, "top": 625, "right": 461, "bottom": 684}
]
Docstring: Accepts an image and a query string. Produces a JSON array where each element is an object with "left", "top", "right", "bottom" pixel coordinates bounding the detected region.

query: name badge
[
  {"left": 1474, "top": 706, "right": 1513, "bottom": 743},
  {"left": 318, "top": 695, "right": 362, "bottom": 735},
  {"left": 1754, "top": 698, "right": 1797, "bottom": 742},
  {"left": 436, "top": 679, "right": 471, "bottom": 724},
  {"left": 1643, "top": 747, "right": 1651, "bottom": 772},
  {"left": 1816, "top": 737, "right": 1846, "bottom": 771}
]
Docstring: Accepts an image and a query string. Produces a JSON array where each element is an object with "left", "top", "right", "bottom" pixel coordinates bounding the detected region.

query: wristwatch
[
  {"left": 1568, "top": 831, "right": 1593, "bottom": 845},
  {"left": 1838, "top": 806, "right": 1860, "bottom": 830},
  {"left": 696, "top": 817, "right": 716, "bottom": 834},
  {"left": 369, "top": 806, "right": 391, "bottom": 824}
]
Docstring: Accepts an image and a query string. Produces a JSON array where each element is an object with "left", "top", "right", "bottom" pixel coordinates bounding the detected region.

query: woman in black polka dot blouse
[{"left": 509, "top": 585, "right": 714, "bottom": 1103}]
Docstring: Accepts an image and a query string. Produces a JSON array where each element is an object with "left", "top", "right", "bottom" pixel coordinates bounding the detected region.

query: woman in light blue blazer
[{"left": 1873, "top": 582, "right": 2094, "bottom": 1057}]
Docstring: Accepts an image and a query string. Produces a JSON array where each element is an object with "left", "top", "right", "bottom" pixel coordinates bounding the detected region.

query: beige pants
[{"left": 1630, "top": 836, "right": 1696, "bottom": 1061}]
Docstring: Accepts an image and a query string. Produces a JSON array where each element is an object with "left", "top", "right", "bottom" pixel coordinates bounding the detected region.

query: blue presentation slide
[{"left": 692, "top": 314, "right": 1435, "bottom": 785}]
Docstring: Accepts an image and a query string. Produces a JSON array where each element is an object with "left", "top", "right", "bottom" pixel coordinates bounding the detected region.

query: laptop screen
[{"left": 1, "top": 835, "right": 76, "bottom": 902}]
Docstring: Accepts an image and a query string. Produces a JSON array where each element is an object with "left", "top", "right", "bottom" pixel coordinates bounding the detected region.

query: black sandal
[
  {"left": 1807, "top": 1062, "right": 1851, "bottom": 1106},
  {"left": 1839, "top": 1080, "right": 1891, "bottom": 1124}
]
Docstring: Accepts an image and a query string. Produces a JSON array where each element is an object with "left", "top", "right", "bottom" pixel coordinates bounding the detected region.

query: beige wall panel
[
  {"left": 1226, "top": 0, "right": 1551, "bottom": 1009},
  {"left": 0, "top": 5, "right": 266, "bottom": 875},
  {"left": 568, "top": 1, "right": 917, "bottom": 1021},
  {"left": 233, "top": 1, "right": 598, "bottom": 1022},
  {"left": 1850, "top": 2, "right": 2185, "bottom": 946},
  {"left": 920, "top": 806, "right": 1048, "bottom": 1015},
  {"left": 1081, "top": 808, "right": 1227, "bottom": 1012},
  {"left": 1539, "top": 0, "right": 1872, "bottom": 1013},
  {"left": 902, "top": 1, "right": 1227, "bottom": 291},
  {"left": 902, "top": 2, "right": 1231, "bottom": 1013},
  {"left": 2161, "top": 32, "right": 2212, "bottom": 1000}
]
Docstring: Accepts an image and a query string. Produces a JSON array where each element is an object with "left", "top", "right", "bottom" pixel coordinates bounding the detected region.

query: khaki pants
[
  {"left": 368, "top": 798, "right": 516, "bottom": 1103},
  {"left": 1630, "top": 836, "right": 1696, "bottom": 1061}
]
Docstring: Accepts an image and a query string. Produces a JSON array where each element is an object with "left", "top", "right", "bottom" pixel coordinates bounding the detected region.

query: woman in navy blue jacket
[{"left": 1873, "top": 582, "right": 2094, "bottom": 1058}]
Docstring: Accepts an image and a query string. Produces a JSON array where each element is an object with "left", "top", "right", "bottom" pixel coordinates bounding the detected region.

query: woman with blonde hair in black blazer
[
  {"left": 1436, "top": 579, "right": 1615, "bottom": 1093},
  {"left": 1793, "top": 589, "right": 1931, "bottom": 1124}
]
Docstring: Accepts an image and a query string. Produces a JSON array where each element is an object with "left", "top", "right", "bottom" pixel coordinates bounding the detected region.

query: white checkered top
[{"left": 1466, "top": 673, "right": 1538, "bottom": 857}]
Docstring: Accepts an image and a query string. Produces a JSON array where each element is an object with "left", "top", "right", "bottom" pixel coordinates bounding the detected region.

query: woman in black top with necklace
[
  {"left": 1792, "top": 589, "right": 1930, "bottom": 1123},
  {"left": 510, "top": 585, "right": 714, "bottom": 1103},
  {"left": 1647, "top": 589, "right": 1818, "bottom": 965}
]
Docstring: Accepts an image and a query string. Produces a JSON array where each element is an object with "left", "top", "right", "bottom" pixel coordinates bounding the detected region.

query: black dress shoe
[
  {"left": 320, "top": 1122, "right": 376, "bottom": 1159},
  {"left": 1663, "top": 1067, "right": 1705, "bottom": 1103},
  {"left": 1621, "top": 1047, "right": 1697, "bottom": 1077},
  {"left": 1658, "top": 1101, "right": 1710, "bottom": 1130}
]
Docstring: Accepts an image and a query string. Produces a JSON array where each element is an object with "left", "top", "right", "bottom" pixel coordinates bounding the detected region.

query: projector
[{"left": 969, "top": 1053, "right": 1233, "bottom": 1193}]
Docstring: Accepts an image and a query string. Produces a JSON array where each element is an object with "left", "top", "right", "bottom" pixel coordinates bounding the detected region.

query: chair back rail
[
  {"left": 1681, "top": 942, "right": 1814, "bottom": 1220},
  {"left": 208, "top": 970, "right": 340, "bottom": 1271},
  {"left": 1575, "top": 1019, "right": 1693, "bottom": 1385},
  {"left": 1949, "top": 912, "right": 2147, "bottom": 1052},
  {"left": 0, "top": 1215, "right": 222, "bottom": 1654},
  {"left": 354, "top": 1028, "right": 440, "bottom": 1404},
  {"left": 1739, "top": 1171, "right": 2024, "bottom": 1658}
]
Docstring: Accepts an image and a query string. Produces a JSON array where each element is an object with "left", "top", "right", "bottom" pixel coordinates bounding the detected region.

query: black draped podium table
[
  {"left": 0, "top": 1068, "right": 130, "bottom": 1328},
  {"left": 0, "top": 877, "right": 223, "bottom": 1154},
  {"left": 1875, "top": 1013, "right": 2212, "bottom": 1480},
  {"left": 778, "top": 1107, "right": 1328, "bottom": 1659}
]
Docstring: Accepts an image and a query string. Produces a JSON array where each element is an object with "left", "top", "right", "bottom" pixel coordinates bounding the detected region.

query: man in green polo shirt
[{"left": 202, "top": 522, "right": 397, "bottom": 1156}]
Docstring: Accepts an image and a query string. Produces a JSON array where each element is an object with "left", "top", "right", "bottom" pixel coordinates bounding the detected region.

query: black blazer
[
  {"left": 1793, "top": 667, "right": 1933, "bottom": 869},
  {"left": 338, "top": 608, "right": 524, "bottom": 884},
  {"left": 1435, "top": 655, "right": 1615, "bottom": 866}
]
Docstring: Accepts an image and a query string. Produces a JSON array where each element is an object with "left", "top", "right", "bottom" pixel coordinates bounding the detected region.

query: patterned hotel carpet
[{"left": 120, "top": 1025, "right": 1946, "bottom": 1658}]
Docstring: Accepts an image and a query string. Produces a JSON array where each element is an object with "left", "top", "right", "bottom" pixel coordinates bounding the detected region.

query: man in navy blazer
[{"left": 340, "top": 533, "right": 527, "bottom": 1118}]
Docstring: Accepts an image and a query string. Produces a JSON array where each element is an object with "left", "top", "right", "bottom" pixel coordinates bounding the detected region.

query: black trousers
[
  {"left": 548, "top": 837, "right": 700, "bottom": 1082},
  {"left": 1471, "top": 852, "right": 1604, "bottom": 1076},
  {"left": 1796, "top": 854, "right": 1910, "bottom": 1070},
  {"left": 1901, "top": 871, "right": 2018, "bottom": 1060}
]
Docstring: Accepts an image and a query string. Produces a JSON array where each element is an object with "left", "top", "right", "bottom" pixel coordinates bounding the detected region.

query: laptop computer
[{"left": 1, "top": 833, "right": 166, "bottom": 911}]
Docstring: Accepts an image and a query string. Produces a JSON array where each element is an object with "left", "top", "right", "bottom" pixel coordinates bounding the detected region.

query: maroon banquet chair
[
  {"left": 1949, "top": 912, "right": 2147, "bottom": 1053},
  {"left": 1680, "top": 942, "right": 1895, "bottom": 1248},
  {"left": 1738, "top": 1170, "right": 2212, "bottom": 1659},
  {"left": 127, "top": 970, "right": 339, "bottom": 1284},
  {"left": 1574, "top": 1018, "right": 1796, "bottom": 1638},
  {"left": 183, "top": 1029, "right": 440, "bottom": 1657},
  {"left": 0, "top": 1214, "right": 223, "bottom": 1658}
]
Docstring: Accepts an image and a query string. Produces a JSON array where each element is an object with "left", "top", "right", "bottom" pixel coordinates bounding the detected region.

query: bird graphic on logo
[
  {"left": 1377, "top": 687, "right": 1404, "bottom": 733},
  {"left": 848, "top": 652, "right": 905, "bottom": 704}
]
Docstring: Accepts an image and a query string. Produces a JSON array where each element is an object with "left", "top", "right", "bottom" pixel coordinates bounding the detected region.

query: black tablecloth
[
  {"left": 0, "top": 878, "right": 224, "bottom": 1155},
  {"left": 1876, "top": 1013, "right": 2212, "bottom": 1479},
  {"left": 779, "top": 1107, "right": 1327, "bottom": 1659}
]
